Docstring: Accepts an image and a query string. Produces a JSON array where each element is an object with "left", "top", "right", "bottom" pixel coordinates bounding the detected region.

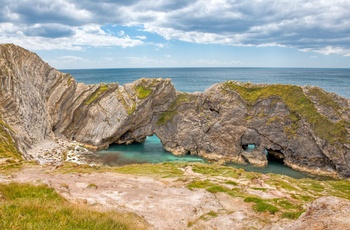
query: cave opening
[
  {"left": 242, "top": 143, "right": 256, "bottom": 152},
  {"left": 266, "top": 148, "right": 285, "bottom": 165}
]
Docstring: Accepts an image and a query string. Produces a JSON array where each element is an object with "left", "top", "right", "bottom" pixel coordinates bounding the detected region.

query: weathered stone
[
  {"left": 284, "top": 196, "right": 350, "bottom": 230},
  {"left": 1, "top": 44, "right": 350, "bottom": 178}
]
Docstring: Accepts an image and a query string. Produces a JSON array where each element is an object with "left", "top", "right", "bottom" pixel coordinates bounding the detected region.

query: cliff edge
[{"left": 1, "top": 44, "right": 350, "bottom": 177}]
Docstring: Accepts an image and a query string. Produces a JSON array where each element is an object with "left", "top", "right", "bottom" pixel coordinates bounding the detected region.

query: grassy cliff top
[{"left": 223, "top": 81, "right": 350, "bottom": 145}]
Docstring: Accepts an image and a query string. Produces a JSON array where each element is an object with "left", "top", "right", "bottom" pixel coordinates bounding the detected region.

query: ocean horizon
[{"left": 61, "top": 67, "right": 350, "bottom": 99}]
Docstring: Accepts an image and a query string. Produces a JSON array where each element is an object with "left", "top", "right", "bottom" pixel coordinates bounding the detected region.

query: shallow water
[
  {"left": 93, "top": 136, "right": 314, "bottom": 179},
  {"left": 94, "top": 135, "right": 206, "bottom": 166}
]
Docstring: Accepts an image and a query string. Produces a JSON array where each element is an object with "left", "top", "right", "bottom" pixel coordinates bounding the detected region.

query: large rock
[
  {"left": 284, "top": 196, "right": 350, "bottom": 230},
  {"left": 1, "top": 44, "right": 350, "bottom": 178}
]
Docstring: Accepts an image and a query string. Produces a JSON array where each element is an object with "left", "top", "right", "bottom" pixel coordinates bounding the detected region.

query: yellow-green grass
[
  {"left": 57, "top": 162, "right": 184, "bottom": 178},
  {"left": 84, "top": 83, "right": 109, "bottom": 105},
  {"left": 157, "top": 93, "right": 195, "bottom": 125},
  {"left": 0, "top": 182, "right": 148, "bottom": 230},
  {"left": 0, "top": 119, "right": 21, "bottom": 159},
  {"left": 135, "top": 85, "right": 153, "bottom": 99}
]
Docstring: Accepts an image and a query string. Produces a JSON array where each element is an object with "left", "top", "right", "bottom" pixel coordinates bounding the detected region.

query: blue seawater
[
  {"left": 61, "top": 68, "right": 350, "bottom": 178},
  {"left": 62, "top": 67, "right": 350, "bottom": 98}
]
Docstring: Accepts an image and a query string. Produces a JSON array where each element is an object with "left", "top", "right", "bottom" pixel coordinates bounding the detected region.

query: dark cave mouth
[
  {"left": 266, "top": 149, "right": 285, "bottom": 164},
  {"left": 241, "top": 143, "right": 286, "bottom": 165}
]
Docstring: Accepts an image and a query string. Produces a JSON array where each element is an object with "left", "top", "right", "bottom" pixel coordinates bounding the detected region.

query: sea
[{"left": 61, "top": 67, "right": 350, "bottom": 178}]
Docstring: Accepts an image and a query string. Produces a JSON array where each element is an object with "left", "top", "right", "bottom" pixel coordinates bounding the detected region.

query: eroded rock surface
[
  {"left": 283, "top": 196, "right": 350, "bottom": 230},
  {"left": 1, "top": 44, "right": 350, "bottom": 177}
]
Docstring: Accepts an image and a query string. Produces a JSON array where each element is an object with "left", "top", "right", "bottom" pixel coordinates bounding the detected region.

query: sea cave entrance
[
  {"left": 265, "top": 148, "right": 285, "bottom": 165},
  {"left": 242, "top": 143, "right": 256, "bottom": 152}
]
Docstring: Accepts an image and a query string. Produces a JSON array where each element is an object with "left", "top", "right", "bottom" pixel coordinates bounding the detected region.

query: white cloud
[
  {"left": 1, "top": 0, "right": 350, "bottom": 56},
  {"left": 301, "top": 46, "right": 350, "bottom": 56},
  {"left": 0, "top": 23, "right": 144, "bottom": 50}
]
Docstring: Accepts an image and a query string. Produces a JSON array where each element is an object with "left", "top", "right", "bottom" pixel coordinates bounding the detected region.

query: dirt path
[{"left": 0, "top": 165, "right": 281, "bottom": 229}]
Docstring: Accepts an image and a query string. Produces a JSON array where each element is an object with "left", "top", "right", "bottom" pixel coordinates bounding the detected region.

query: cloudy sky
[{"left": 1, "top": 0, "right": 350, "bottom": 69}]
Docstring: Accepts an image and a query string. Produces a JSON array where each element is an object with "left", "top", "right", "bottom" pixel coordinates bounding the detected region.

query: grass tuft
[
  {"left": 244, "top": 196, "right": 279, "bottom": 214},
  {"left": 0, "top": 119, "right": 21, "bottom": 159},
  {"left": 281, "top": 211, "right": 304, "bottom": 219},
  {"left": 135, "top": 85, "right": 153, "bottom": 99},
  {"left": 84, "top": 83, "right": 109, "bottom": 105}
]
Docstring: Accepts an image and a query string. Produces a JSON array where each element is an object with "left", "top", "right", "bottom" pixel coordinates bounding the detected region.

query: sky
[{"left": 1, "top": 0, "right": 350, "bottom": 69}]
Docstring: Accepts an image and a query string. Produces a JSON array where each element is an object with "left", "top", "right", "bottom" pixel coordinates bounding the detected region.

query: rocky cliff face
[
  {"left": 156, "top": 82, "right": 350, "bottom": 177},
  {"left": 1, "top": 44, "right": 350, "bottom": 177}
]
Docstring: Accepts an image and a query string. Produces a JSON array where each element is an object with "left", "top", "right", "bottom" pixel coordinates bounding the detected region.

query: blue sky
[{"left": 1, "top": 0, "right": 350, "bottom": 69}]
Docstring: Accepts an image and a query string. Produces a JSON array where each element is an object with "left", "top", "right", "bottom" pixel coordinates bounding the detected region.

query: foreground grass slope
[{"left": 0, "top": 182, "right": 149, "bottom": 230}]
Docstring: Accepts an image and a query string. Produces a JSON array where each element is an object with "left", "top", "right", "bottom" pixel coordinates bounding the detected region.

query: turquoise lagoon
[{"left": 94, "top": 135, "right": 314, "bottom": 179}]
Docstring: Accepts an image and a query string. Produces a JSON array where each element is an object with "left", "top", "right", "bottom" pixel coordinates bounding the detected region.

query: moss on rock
[{"left": 84, "top": 83, "right": 109, "bottom": 105}]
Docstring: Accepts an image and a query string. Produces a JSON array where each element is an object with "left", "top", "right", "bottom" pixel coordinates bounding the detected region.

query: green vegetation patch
[
  {"left": 281, "top": 211, "right": 304, "bottom": 219},
  {"left": 157, "top": 93, "right": 195, "bottom": 125},
  {"left": 223, "top": 81, "right": 349, "bottom": 145},
  {"left": 113, "top": 162, "right": 184, "bottom": 178},
  {"left": 327, "top": 180, "right": 350, "bottom": 199},
  {"left": 307, "top": 87, "right": 342, "bottom": 112},
  {"left": 58, "top": 162, "right": 184, "bottom": 178},
  {"left": 135, "top": 85, "right": 153, "bottom": 99},
  {"left": 186, "top": 179, "right": 243, "bottom": 197},
  {"left": 244, "top": 197, "right": 279, "bottom": 214},
  {"left": 84, "top": 83, "right": 109, "bottom": 105},
  {"left": 116, "top": 88, "right": 136, "bottom": 115},
  {"left": 191, "top": 163, "right": 241, "bottom": 178},
  {"left": 0, "top": 118, "right": 21, "bottom": 159},
  {"left": 0, "top": 183, "right": 147, "bottom": 230}
]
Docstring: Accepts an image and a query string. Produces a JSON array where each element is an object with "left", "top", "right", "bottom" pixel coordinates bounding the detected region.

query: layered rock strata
[{"left": 1, "top": 44, "right": 350, "bottom": 177}]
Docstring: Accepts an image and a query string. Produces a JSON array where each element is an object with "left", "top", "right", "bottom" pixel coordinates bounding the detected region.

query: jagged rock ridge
[{"left": 1, "top": 44, "right": 350, "bottom": 177}]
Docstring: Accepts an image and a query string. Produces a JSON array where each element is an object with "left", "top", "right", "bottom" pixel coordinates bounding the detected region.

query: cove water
[
  {"left": 62, "top": 67, "right": 350, "bottom": 179},
  {"left": 94, "top": 135, "right": 205, "bottom": 165}
]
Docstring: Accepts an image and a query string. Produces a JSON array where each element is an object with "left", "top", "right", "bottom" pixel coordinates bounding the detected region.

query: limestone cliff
[{"left": 1, "top": 44, "right": 350, "bottom": 178}]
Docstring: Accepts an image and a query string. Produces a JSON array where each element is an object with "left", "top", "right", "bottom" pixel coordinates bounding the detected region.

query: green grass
[
  {"left": 281, "top": 211, "right": 304, "bottom": 219},
  {"left": 223, "top": 81, "right": 349, "bottom": 145},
  {"left": 157, "top": 93, "right": 194, "bottom": 125},
  {"left": 306, "top": 87, "right": 342, "bottom": 112},
  {"left": 0, "top": 118, "right": 21, "bottom": 159},
  {"left": 0, "top": 159, "right": 23, "bottom": 174},
  {"left": 327, "top": 180, "right": 350, "bottom": 199},
  {"left": 225, "top": 180, "right": 238, "bottom": 186},
  {"left": 135, "top": 85, "right": 153, "bottom": 99},
  {"left": 156, "top": 110, "right": 178, "bottom": 125},
  {"left": 57, "top": 162, "right": 184, "bottom": 178},
  {"left": 0, "top": 183, "right": 148, "bottom": 230},
  {"left": 191, "top": 164, "right": 241, "bottom": 178},
  {"left": 84, "top": 83, "right": 109, "bottom": 105},
  {"left": 113, "top": 163, "right": 184, "bottom": 178},
  {"left": 244, "top": 197, "right": 279, "bottom": 214}
]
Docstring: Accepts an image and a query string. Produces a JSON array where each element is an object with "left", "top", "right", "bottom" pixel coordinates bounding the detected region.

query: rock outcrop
[
  {"left": 1, "top": 44, "right": 350, "bottom": 177},
  {"left": 284, "top": 196, "right": 350, "bottom": 230}
]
